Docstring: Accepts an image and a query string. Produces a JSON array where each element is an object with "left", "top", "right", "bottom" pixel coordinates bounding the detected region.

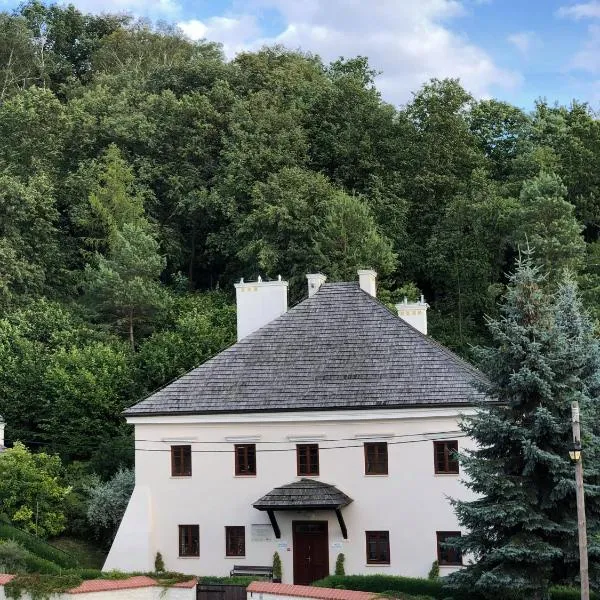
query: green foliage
[
  {"left": 272, "top": 551, "right": 282, "bottom": 580},
  {"left": 450, "top": 257, "right": 600, "bottom": 598},
  {"left": 427, "top": 561, "right": 439, "bottom": 581},
  {"left": 86, "top": 468, "right": 134, "bottom": 546},
  {"left": 335, "top": 553, "right": 345, "bottom": 576},
  {"left": 198, "top": 576, "right": 262, "bottom": 585},
  {"left": 0, "top": 524, "right": 76, "bottom": 568},
  {"left": 154, "top": 551, "right": 165, "bottom": 573},
  {"left": 0, "top": 540, "right": 28, "bottom": 573},
  {"left": 0, "top": 443, "right": 71, "bottom": 538},
  {"left": 5, "top": 573, "right": 83, "bottom": 600}
]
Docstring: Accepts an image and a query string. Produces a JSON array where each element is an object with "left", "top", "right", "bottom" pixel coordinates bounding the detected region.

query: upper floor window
[
  {"left": 225, "top": 526, "right": 246, "bottom": 557},
  {"left": 235, "top": 444, "right": 256, "bottom": 476},
  {"left": 366, "top": 531, "right": 390, "bottom": 564},
  {"left": 364, "top": 442, "right": 388, "bottom": 475},
  {"left": 297, "top": 444, "right": 319, "bottom": 476},
  {"left": 179, "top": 524, "right": 199, "bottom": 557},
  {"left": 436, "top": 531, "right": 462, "bottom": 565},
  {"left": 171, "top": 445, "right": 192, "bottom": 477},
  {"left": 434, "top": 440, "right": 459, "bottom": 474}
]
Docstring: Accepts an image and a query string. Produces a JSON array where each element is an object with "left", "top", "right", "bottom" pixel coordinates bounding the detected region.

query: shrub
[
  {"left": 0, "top": 524, "right": 76, "bottom": 568},
  {"left": 313, "top": 575, "right": 446, "bottom": 598},
  {"left": 335, "top": 553, "right": 345, "bottom": 576},
  {"left": 313, "top": 575, "right": 592, "bottom": 600},
  {"left": 272, "top": 552, "right": 282, "bottom": 581},
  {"left": 155, "top": 551, "right": 165, "bottom": 573},
  {"left": 198, "top": 576, "right": 259, "bottom": 586},
  {"left": 427, "top": 561, "right": 439, "bottom": 581},
  {"left": 0, "top": 540, "right": 28, "bottom": 573}
]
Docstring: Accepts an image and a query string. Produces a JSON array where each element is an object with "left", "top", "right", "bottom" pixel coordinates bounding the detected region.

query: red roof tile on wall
[
  {"left": 247, "top": 582, "right": 376, "bottom": 600},
  {"left": 69, "top": 576, "right": 159, "bottom": 594},
  {"left": 0, "top": 575, "right": 14, "bottom": 585}
]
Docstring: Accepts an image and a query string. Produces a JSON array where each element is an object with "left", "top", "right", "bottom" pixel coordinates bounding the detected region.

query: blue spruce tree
[{"left": 449, "top": 256, "right": 600, "bottom": 600}]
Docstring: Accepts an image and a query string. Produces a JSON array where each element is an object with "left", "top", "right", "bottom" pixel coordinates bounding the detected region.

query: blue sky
[{"left": 4, "top": 0, "right": 600, "bottom": 110}]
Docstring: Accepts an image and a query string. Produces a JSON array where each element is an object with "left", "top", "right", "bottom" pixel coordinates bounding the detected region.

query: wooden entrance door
[{"left": 293, "top": 521, "right": 329, "bottom": 585}]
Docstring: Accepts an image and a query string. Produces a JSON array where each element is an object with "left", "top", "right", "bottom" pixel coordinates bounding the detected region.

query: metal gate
[{"left": 196, "top": 584, "right": 247, "bottom": 600}]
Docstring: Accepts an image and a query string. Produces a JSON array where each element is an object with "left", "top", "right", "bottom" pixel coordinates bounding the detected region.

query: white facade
[{"left": 105, "top": 407, "right": 475, "bottom": 581}]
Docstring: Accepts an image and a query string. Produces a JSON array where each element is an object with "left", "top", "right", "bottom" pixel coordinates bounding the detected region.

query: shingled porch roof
[
  {"left": 125, "top": 282, "right": 487, "bottom": 416},
  {"left": 253, "top": 479, "right": 353, "bottom": 539}
]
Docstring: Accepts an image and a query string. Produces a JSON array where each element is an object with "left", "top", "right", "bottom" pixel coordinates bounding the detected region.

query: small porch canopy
[{"left": 253, "top": 478, "right": 353, "bottom": 539}]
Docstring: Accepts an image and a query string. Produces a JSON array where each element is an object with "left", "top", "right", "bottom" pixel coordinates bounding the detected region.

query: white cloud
[
  {"left": 569, "top": 24, "right": 600, "bottom": 72},
  {"left": 196, "top": 0, "right": 520, "bottom": 104},
  {"left": 557, "top": 2, "right": 600, "bottom": 19},
  {"left": 507, "top": 31, "right": 541, "bottom": 55},
  {"left": 178, "top": 15, "right": 261, "bottom": 57}
]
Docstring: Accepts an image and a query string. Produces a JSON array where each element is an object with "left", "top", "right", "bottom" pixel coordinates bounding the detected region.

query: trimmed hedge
[
  {"left": 313, "top": 575, "right": 596, "bottom": 600},
  {"left": 0, "top": 524, "right": 77, "bottom": 568},
  {"left": 313, "top": 576, "right": 448, "bottom": 599}
]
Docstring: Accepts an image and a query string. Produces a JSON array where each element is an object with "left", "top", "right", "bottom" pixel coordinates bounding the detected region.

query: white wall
[
  {"left": 0, "top": 584, "right": 195, "bottom": 600},
  {"left": 108, "top": 408, "right": 475, "bottom": 581},
  {"left": 235, "top": 279, "right": 288, "bottom": 341}
]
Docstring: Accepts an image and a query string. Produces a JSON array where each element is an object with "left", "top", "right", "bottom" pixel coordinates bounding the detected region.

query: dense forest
[{"left": 1, "top": 1, "right": 599, "bottom": 482}]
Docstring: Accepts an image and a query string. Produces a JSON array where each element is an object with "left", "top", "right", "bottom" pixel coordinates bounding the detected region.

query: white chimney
[
  {"left": 0, "top": 416, "right": 5, "bottom": 448},
  {"left": 306, "top": 273, "right": 327, "bottom": 297},
  {"left": 234, "top": 276, "right": 288, "bottom": 341},
  {"left": 358, "top": 269, "right": 377, "bottom": 297},
  {"left": 396, "top": 295, "right": 429, "bottom": 335}
]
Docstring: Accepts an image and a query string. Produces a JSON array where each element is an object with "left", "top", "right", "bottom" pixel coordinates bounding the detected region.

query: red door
[{"left": 293, "top": 521, "right": 329, "bottom": 585}]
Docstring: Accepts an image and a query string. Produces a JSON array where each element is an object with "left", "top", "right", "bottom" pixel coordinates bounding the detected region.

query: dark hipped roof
[
  {"left": 125, "top": 282, "right": 486, "bottom": 416},
  {"left": 253, "top": 479, "right": 353, "bottom": 510}
]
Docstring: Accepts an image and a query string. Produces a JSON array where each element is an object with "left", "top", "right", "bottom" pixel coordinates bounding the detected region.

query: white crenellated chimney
[
  {"left": 234, "top": 276, "right": 288, "bottom": 341},
  {"left": 0, "top": 415, "right": 5, "bottom": 448},
  {"left": 396, "top": 295, "right": 429, "bottom": 335},
  {"left": 358, "top": 269, "right": 377, "bottom": 297},
  {"left": 306, "top": 273, "right": 327, "bottom": 297}
]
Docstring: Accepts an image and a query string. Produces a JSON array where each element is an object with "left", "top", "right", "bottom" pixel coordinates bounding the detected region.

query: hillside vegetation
[{"left": 1, "top": 0, "right": 600, "bottom": 544}]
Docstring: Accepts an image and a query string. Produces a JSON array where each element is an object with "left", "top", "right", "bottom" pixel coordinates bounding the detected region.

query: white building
[{"left": 105, "top": 271, "right": 485, "bottom": 584}]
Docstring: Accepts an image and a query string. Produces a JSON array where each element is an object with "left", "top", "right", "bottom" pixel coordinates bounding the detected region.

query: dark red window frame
[
  {"left": 364, "top": 442, "right": 388, "bottom": 475},
  {"left": 235, "top": 444, "right": 256, "bottom": 476},
  {"left": 434, "top": 440, "right": 459, "bottom": 474},
  {"left": 171, "top": 445, "right": 192, "bottom": 476},
  {"left": 297, "top": 444, "right": 319, "bottom": 476},
  {"left": 436, "top": 531, "right": 462, "bottom": 565},
  {"left": 178, "top": 524, "right": 199, "bottom": 557},
  {"left": 366, "top": 531, "right": 390, "bottom": 564},
  {"left": 225, "top": 526, "right": 246, "bottom": 557}
]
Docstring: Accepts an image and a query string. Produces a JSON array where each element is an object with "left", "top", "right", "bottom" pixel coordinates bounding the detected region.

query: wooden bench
[{"left": 229, "top": 565, "right": 273, "bottom": 579}]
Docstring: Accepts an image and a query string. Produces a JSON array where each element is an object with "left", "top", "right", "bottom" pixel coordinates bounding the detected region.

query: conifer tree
[{"left": 449, "top": 256, "right": 600, "bottom": 600}]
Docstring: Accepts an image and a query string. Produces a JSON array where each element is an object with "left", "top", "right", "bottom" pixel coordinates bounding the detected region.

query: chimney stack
[
  {"left": 306, "top": 273, "right": 327, "bottom": 297},
  {"left": 358, "top": 269, "right": 377, "bottom": 297},
  {"left": 0, "top": 415, "right": 5, "bottom": 449},
  {"left": 234, "top": 276, "right": 288, "bottom": 341},
  {"left": 396, "top": 295, "right": 429, "bottom": 335}
]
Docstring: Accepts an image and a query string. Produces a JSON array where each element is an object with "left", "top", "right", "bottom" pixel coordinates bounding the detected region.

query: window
[
  {"left": 235, "top": 444, "right": 256, "bottom": 476},
  {"left": 434, "top": 440, "right": 459, "bottom": 474},
  {"left": 365, "top": 531, "right": 390, "bottom": 564},
  {"left": 364, "top": 442, "right": 388, "bottom": 475},
  {"left": 436, "top": 531, "right": 462, "bottom": 565},
  {"left": 225, "top": 526, "right": 245, "bottom": 557},
  {"left": 178, "top": 525, "right": 199, "bottom": 557},
  {"left": 297, "top": 444, "right": 319, "bottom": 476},
  {"left": 171, "top": 445, "right": 192, "bottom": 476}
]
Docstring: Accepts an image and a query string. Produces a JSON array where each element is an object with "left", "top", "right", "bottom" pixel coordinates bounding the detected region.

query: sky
[{"left": 4, "top": 0, "right": 600, "bottom": 110}]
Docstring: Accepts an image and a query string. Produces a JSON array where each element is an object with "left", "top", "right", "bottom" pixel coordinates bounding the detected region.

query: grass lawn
[{"left": 49, "top": 537, "right": 107, "bottom": 569}]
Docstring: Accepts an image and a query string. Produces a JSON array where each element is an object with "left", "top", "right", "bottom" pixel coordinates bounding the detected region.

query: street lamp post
[{"left": 570, "top": 401, "right": 589, "bottom": 600}]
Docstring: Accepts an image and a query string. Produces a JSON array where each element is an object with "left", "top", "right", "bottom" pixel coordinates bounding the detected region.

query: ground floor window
[
  {"left": 225, "top": 526, "right": 245, "bottom": 557},
  {"left": 436, "top": 531, "right": 462, "bottom": 565},
  {"left": 179, "top": 524, "right": 199, "bottom": 557},
  {"left": 365, "top": 530, "right": 390, "bottom": 564}
]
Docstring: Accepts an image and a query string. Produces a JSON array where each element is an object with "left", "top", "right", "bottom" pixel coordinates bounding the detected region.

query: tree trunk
[{"left": 129, "top": 309, "right": 135, "bottom": 351}]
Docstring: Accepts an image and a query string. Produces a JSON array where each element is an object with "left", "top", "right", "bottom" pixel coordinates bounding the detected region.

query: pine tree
[{"left": 449, "top": 255, "right": 600, "bottom": 600}]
